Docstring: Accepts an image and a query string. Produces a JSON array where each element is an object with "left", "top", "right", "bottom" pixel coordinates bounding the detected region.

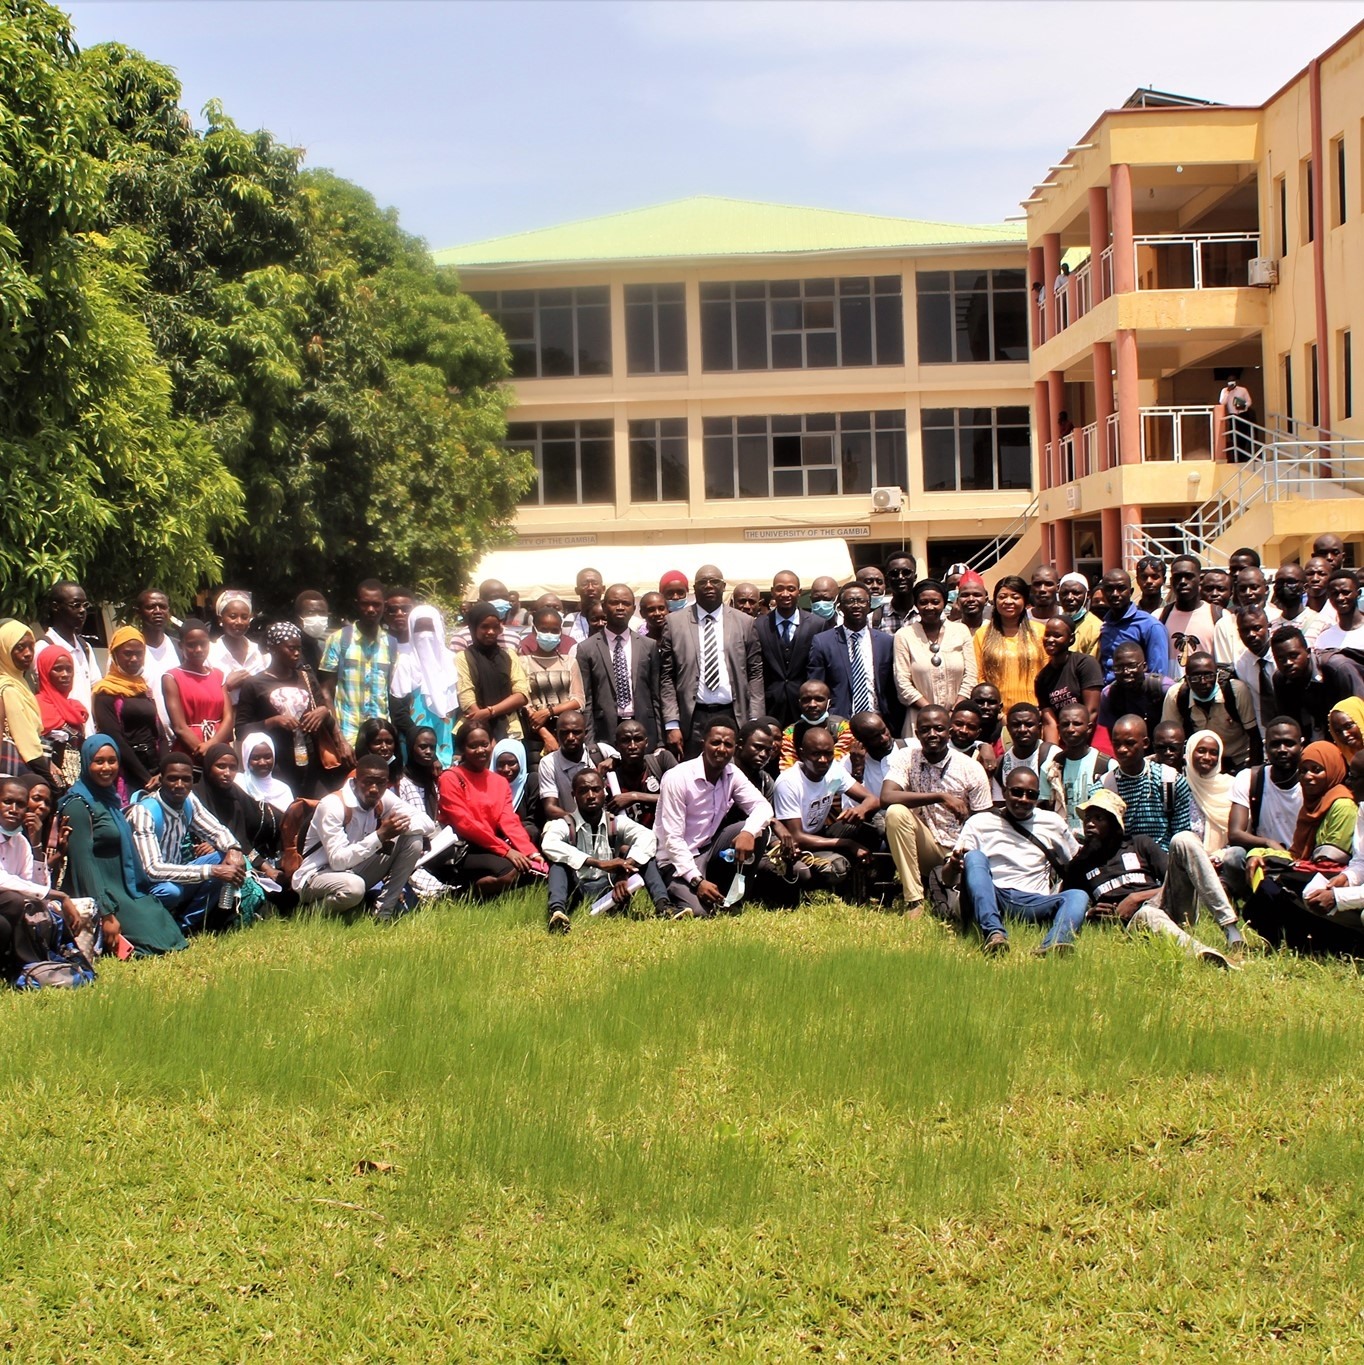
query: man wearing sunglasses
[{"left": 942, "top": 767, "right": 1087, "bottom": 957}]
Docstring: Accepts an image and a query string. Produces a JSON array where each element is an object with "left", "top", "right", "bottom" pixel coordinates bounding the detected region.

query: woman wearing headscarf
[
  {"left": 193, "top": 743, "right": 273, "bottom": 916},
  {"left": 389, "top": 604, "right": 459, "bottom": 768},
  {"left": 1290, "top": 741, "right": 1357, "bottom": 862},
  {"left": 163, "top": 618, "right": 233, "bottom": 762},
  {"left": 18, "top": 771, "right": 62, "bottom": 889},
  {"left": 454, "top": 601, "right": 530, "bottom": 742},
  {"left": 0, "top": 621, "right": 52, "bottom": 781},
  {"left": 235, "top": 622, "right": 338, "bottom": 797},
  {"left": 235, "top": 732, "right": 295, "bottom": 816},
  {"left": 91, "top": 627, "right": 163, "bottom": 795},
  {"left": 1327, "top": 697, "right": 1364, "bottom": 765},
  {"left": 492, "top": 735, "right": 539, "bottom": 846},
  {"left": 1184, "top": 730, "right": 1234, "bottom": 854},
  {"left": 396, "top": 726, "right": 442, "bottom": 822},
  {"left": 208, "top": 589, "right": 266, "bottom": 702},
  {"left": 60, "top": 734, "right": 187, "bottom": 955},
  {"left": 355, "top": 717, "right": 402, "bottom": 785},
  {"left": 35, "top": 644, "right": 88, "bottom": 789}
]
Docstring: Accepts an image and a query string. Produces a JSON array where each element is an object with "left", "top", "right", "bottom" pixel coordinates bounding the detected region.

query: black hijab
[{"left": 195, "top": 741, "right": 256, "bottom": 847}]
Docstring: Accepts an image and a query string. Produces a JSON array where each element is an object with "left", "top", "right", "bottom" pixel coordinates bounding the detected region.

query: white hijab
[
  {"left": 234, "top": 731, "right": 295, "bottom": 812},
  {"left": 392, "top": 604, "right": 459, "bottom": 718},
  {"left": 1184, "top": 729, "right": 1233, "bottom": 853}
]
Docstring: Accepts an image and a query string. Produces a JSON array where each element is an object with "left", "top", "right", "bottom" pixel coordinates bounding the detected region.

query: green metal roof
[{"left": 434, "top": 195, "right": 1024, "bottom": 269}]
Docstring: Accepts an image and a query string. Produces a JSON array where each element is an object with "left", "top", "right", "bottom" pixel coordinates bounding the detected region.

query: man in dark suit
[
  {"left": 578, "top": 583, "right": 662, "bottom": 747},
  {"left": 659, "top": 564, "right": 765, "bottom": 757},
  {"left": 755, "top": 569, "right": 832, "bottom": 727},
  {"left": 808, "top": 582, "right": 905, "bottom": 735}
]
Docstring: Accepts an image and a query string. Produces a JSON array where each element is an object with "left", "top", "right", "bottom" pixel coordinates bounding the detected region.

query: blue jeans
[
  {"left": 151, "top": 852, "right": 225, "bottom": 933},
  {"left": 547, "top": 859, "right": 670, "bottom": 917},
  {"left": 961, "top": 850, "right": 1089, "bottom": 948}
]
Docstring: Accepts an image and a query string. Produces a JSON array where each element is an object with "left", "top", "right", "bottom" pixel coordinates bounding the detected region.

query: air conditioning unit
[
  {"left": 1065, "top": 485, "right": 1081, "bottom": 511},
  {"left": 871, "top": 486, "right": 903, "bottom": 513},
  {"left": 1248, "top": 257, "right": 1278, "bottom": 288}
]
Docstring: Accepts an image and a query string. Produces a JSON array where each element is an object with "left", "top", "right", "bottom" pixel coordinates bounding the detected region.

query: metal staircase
[
  {"left": 1123, "top": 415, "right": 1364, "bottom": 566},
  {"left": 962, "top": 496, "right": 1039, "bottom": 574}
]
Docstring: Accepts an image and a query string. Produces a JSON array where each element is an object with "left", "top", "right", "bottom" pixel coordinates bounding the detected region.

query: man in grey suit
[
  {"left": 660, "top": 564, "right": 765, "bottom": 757},
  {"left": 754, "top": 568, "right": 832, "bottom": 727},
  {"left": 578, "top": 583, "right": 663, "bottom": 747}
]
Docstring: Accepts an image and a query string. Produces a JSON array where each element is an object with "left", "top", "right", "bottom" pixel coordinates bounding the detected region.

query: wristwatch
[{"left": 687, "top": 875, "right": 703, "bottom": 892}]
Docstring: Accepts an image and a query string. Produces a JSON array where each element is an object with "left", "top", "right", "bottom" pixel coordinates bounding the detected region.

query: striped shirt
[
  {"left": 1101, "top": 760, "right": 1191, "bottom": 851},
  {"left": 126, "top": 793, "right": 239, "bottom": 884}
]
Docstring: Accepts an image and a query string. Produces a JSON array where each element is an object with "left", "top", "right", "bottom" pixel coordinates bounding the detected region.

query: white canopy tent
[{"left": 470, "top": 538, "right": 857, "bottom": 602}]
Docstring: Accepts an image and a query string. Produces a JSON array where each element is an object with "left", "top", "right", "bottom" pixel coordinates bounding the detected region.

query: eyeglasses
[{"left": 1004, "top": 787, "right": 1040, "bottom": 800}]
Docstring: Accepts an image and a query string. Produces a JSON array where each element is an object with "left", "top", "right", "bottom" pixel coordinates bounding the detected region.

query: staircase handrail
[{"left": 962, "top": 496, "right": 1039, "bottom": 574}]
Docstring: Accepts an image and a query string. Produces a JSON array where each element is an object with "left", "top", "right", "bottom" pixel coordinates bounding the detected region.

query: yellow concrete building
[
  {"left": 1026, "top": 19, "right": 1364, "bottom": 574},
  {"left": 434, "top": 198, "right": 1036, "bottom": 594}
]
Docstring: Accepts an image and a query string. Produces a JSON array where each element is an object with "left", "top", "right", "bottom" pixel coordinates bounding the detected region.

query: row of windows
[
  {"left": 474, "top": 272, "right": 1027, "bottom": 379},
  {"left": 1275, "top": 123, "right": 1360, "bottom": 257},
  {"left": 506, "top": 408, "right": 1032, "bottom": 506}
]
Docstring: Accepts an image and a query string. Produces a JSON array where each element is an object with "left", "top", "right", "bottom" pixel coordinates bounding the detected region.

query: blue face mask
[
  {"left": 810, "top": 599, "right": 836, "bottom": 620},
  {"left": 803, "top": 710, "right": 830, "bottom": 726},
  {"left": 666, "top": 597, "right": 688, "bottom": 613},
  {"left": 1068, "top": 606, "right": 1088, "bottom": 624},
  {"left": 947, "top": 589, "right": 959, "bottom": 606},
  {"left": 535, "top": 630, "right": 561, "bottom": 652},
  {"left": 489, "top": 598, "right": 512, "bottom": 620},
  {"left": 870, "top": 594, "right": 890, "bottom": 610},
  {"left": 1191, "top": 684, "right": 1218, "bottom": 705}
]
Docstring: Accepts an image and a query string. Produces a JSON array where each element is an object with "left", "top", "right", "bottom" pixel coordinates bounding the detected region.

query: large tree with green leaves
[
  {"left": 81, "top": 41, "right": 530, "bottom": 607},
  {"left": 0, "top": 0, "right": 242, "bottom": 617}
]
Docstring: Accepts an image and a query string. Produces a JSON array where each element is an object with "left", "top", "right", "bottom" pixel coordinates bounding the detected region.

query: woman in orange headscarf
[
  {"left": 92, "top": 627, "right": 164, "bottom": 794},
  {"left": 1290, "top": 741, "right": 1357, "bottom": 861}
]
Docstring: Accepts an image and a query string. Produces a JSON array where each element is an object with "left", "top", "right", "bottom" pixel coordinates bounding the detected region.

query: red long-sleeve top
[{"left": 437, "top": 765, "right": 537, "bottom": 858}]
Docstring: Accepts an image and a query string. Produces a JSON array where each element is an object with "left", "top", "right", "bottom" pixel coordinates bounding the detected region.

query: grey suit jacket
[
  {"left": 659, "top": 605, "right": 765, "bottom": 740},
  {"left": 577, "top": 630, "right": 662, "bottom": 747}
]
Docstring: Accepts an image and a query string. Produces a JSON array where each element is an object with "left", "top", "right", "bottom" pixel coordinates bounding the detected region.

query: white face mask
[{"left": 300, "top": 614, "right": 330, "bottom": 640}]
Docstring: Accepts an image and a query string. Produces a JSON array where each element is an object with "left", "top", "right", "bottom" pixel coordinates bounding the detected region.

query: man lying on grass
[
  {"left": 542, "top": 769, "right": 672, "bottom": 933},
  {"left": 1062, "top": 788, "right": 1241, "bottom": 967}
]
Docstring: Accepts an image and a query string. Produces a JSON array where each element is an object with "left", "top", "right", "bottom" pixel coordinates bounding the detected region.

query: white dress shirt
[{"left": 695, "top": 606, "right": 734, "bottom": 705}]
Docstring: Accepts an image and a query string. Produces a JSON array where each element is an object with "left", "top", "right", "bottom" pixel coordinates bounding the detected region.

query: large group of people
[{"left": 3, "top": 529, "right": 1364, "bottom": 986}]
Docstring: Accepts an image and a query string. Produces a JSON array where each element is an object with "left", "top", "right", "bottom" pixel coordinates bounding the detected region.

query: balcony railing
[
  {"left": 1078, "top": 420, "right": 1100, "bottom": 477},
  {"left": 1139, "top": 405, "right": 1217, "bottom": 462},
  {"left": 1132, "top": 233, "right": 1260, "bottom": 291},
  {"left": 1105, "top": 411, "right": 1120, "bottom": 467},
  {"left": 1100, "top": 246, "right": 1114, "bottom": 300},
  {"left": 1058, "top": 431, "right": 1078, "bottom": 483}
]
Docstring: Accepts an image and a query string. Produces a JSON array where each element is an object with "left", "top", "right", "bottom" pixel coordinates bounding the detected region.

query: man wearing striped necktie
[
  {"left": 659, "top": 564, "right": 765, "bottom": 758},
  {"left": 808, "top": 583, "right": 905, "bottom": 737}
]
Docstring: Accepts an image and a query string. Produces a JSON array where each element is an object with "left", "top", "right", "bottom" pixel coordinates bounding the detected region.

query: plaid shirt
[
  {"left": 873, "top": 602, "right": 917, "bottom": 634},
  {"left": 320, "top": 625, "right": 397, "bottom": 745}
]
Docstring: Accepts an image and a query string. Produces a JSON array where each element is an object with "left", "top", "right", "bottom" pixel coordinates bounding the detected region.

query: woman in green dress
[{"left": 59, "top": 734, "right": 187, "bottom": 956}]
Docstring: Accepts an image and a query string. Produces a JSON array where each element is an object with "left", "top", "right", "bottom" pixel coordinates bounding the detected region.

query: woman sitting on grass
[
  {"left": 438, "top": 723, "right": 545, "bottom": 899},
  {"left": 91, "top": 628, "right": 163, "bottom": 798},
  {"left": 60, "top": 735, "right": 187, "bottom": 956}
]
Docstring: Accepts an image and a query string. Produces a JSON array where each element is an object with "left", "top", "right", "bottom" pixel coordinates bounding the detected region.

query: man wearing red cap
[{"left": 952, "top": 570, "right": 990, "bottom": 634}]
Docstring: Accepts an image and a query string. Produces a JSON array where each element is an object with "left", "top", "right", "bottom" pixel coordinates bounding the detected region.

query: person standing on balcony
[
  {"left": 1219, "top": 373, "right": 1256, "bottom": 463},
  {"left": 1053, "top": 263, "right": 1071, "bottom": 331}
]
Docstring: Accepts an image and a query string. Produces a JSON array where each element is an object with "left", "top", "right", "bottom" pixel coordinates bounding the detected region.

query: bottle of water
[
  {"left": 718, "top": 848, "right": 737, "bottom": 864},
  {"left": 293, "top": 725, "right": 309, "bottom": 767}
]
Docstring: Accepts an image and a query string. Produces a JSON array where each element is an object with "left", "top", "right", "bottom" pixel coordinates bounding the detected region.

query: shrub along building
[{"left": 434, "top": 197, "right": 1037, "bottom": 594}]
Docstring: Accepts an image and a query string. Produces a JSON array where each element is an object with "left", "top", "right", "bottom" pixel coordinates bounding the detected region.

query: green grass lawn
[{"left": 3, "top": 894, "right": 1364, "bottom": 1360}]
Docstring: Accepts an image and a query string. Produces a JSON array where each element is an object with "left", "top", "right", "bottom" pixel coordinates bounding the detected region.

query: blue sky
[{"left": 64, "top": 1, "right": 1361, "bottom": 251}]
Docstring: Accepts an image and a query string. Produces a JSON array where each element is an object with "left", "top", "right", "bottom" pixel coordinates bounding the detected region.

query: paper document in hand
[
  {"left": 591, "top": 873, "right": 643, "bottom": 914},
  {"left": 416, "top": 826, "right": 463, "bottom": 868}
]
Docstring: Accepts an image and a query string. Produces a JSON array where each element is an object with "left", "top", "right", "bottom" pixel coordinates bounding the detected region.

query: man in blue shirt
[{"left": 1098, "top": 568, "right": 1169, "bottom": 682}]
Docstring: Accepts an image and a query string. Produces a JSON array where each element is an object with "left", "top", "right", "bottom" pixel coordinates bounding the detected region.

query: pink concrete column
[
  {"left": 1092, "top": 341, "right": 1114, "bottom": 468},
  {"left": 1115, "top": 329, "right": 1140, "bottom": 466},
  {"left": 1111, "top": 165, "right": 1135, "bottom": 294},
  {"left": 1088, "top": 186, "right": 1110, "bottom": 301},
  {"left": 1034, "top": 379, "right": 1052, "bottom": 489},
  {"left": 1042, "top": 233, "right": 1061, "bottom": 338},
  {"left": 1028, "top": 245, "right": 1045, "bottom": 348},
  {"left": 1053, "top": 518, "right": 1074, "bottom": 575},
  {"left": 1101, "top": 507, "right": 1122, "bottom": 570}
]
